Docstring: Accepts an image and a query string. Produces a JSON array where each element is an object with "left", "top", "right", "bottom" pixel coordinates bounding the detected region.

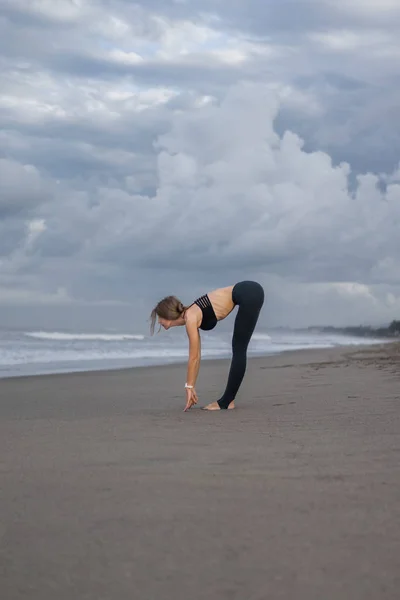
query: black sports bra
[{"left": 192, "top": 294, "right": 218, "bottom": 331}]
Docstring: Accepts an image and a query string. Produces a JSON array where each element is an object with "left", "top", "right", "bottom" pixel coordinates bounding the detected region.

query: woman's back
[{"left": 204, "top": 285, "right": 236, "bottom": 321}]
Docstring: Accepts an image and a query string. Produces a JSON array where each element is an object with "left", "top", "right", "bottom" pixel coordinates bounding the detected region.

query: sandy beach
[{"left": 1, "top": 342, "right": 400, "bottom": 599}]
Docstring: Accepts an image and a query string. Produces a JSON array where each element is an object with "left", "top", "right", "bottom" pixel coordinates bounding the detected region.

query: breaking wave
[{"left": 25, "top": 331, "right": 145, "bottom": 341}]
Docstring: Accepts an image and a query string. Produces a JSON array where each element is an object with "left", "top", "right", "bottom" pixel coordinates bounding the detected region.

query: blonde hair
[{"left": 150, "top": 295, "right": 186, "bottom": 335}]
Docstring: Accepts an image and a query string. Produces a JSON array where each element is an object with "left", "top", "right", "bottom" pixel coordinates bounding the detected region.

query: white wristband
[{"left": 185, "top": 383, "right": 194, "bottom": 389}]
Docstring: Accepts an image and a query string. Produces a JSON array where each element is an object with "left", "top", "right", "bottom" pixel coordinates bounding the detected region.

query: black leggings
[{"left": 218, "top": 281, "right": 265, "bottom": 409}]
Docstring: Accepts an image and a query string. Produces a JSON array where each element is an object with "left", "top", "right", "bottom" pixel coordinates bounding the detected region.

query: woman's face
[{"left": 158, "top": 317, "right": 171, "bottom": 330}]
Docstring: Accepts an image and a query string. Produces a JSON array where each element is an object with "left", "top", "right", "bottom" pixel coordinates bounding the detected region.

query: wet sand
[{"left": 1, "top": 343, "right": 400, "bottom": 599}]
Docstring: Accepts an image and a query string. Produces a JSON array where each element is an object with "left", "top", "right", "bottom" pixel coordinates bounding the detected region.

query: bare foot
[{"left": 202, "top": 401, "right": 235, "bottom": 411}]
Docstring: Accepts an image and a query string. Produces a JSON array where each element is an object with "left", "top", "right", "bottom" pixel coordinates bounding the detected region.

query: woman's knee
[{"left": 232, "top": 344, "right": 248, "bottom": 361}]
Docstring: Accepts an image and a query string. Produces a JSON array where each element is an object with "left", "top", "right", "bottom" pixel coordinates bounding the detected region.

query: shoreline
[{"left": 0, "top": 338, "right": 395, "bottom": 382}]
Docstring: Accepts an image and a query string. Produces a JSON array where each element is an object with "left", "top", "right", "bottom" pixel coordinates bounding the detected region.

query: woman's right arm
[{"left": 185, "top": 318, "right": 201, "bottom": 389}]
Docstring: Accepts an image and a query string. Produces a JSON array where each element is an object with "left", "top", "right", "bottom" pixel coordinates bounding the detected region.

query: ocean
[{"left": 0, "top": 327, "right": 389, "bottom": 379}]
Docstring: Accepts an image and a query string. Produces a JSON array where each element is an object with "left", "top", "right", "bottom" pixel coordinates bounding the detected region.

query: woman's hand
[{"left": 184, "top": 388, "right": 198, "bottom": 412}]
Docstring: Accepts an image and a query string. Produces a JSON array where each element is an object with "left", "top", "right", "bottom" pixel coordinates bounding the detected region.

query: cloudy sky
[{"left": 1, "top": 0, "right": 400, "bottom": 331}]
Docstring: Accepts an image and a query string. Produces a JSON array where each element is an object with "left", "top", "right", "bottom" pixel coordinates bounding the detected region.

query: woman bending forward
[{"left": 150, "top": 281, "right": 265, "bottom": 411}]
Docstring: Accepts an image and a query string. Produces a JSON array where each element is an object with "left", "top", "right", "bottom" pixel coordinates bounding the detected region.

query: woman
[{"left": 150, "top": 281, "right": 265, "bottom": 411}]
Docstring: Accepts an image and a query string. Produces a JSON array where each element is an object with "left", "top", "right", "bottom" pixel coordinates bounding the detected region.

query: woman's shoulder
[{"left": 184, "top": 303, "right": 201, "bottom": 328}]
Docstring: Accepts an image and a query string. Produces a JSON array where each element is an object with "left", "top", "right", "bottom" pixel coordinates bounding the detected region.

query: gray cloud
[
  {"left": 14, "top": 84, "right": 400, "bottom": 279},
  {"left": 0, "top": 0, "right": 399, "bottom": 327},
  {"left": 0, "top": 158, "right": 52, "bottom": 218}
]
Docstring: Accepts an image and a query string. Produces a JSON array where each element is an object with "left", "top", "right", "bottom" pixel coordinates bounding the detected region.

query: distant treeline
[{"left": 308, "top": 320, "right": 400, "bottom": 339}]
